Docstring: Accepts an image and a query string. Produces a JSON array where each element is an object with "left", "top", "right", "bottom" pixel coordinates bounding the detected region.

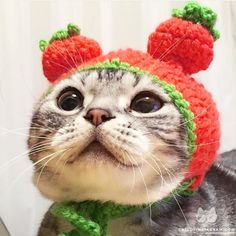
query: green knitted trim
[
  {"left": 51, "top": 179, "right": 195, "bottom": 236},
  {"left": 39, "top": 23, "right": 81, "bottom": 52},
  {"left": 76, "top": 59, "right": 196, "bottom": 155},
  {"left": 172, "top": 1, "right": 220, "bottom": 41}
]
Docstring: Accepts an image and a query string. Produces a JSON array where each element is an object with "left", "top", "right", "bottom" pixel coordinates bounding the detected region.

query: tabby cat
[{"left": 28, "top": 69, "right": 236, "bottom": 236}]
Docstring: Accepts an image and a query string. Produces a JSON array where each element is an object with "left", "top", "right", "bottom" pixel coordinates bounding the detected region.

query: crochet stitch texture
[{"left": 51, "top": 180, "right": 194, "bottom": 236}]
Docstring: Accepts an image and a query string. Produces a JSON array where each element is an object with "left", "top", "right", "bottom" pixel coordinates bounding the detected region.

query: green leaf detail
[
  {"left": 39, "top": 23, "right": 81, "bottom": 51},
  {"left": 172, "top": 1, "right": 220, "bottom": 41},
  {"left": 49, "top": 29, "right": 69, "bottom": 44},
  {"left": 39, "top": 40, "right": 48, "bottom": 52},
  {"left": 67, "top": 23, "right": 81, "bottom": 36}
]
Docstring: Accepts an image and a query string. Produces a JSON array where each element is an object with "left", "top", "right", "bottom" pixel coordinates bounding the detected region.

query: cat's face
[{"left": 28, "top": 69, "right": 188, "bottom": 204}]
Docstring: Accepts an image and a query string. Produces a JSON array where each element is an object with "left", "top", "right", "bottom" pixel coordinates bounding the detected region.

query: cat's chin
[
  {"left": 35, "top": 172, "right": 185, "bottom": 205},
  {"left": 34, "top": 153, "right": 185, "bottom": 205},
  {"left": 33, "top": 138, "right": 186, "bottom": 205},
  {"left": 69, "top": 140, "right": 139, "bottom": 169}
]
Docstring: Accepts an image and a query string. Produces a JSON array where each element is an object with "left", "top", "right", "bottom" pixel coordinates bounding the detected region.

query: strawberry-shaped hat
[{"left": 39, "top": 2, "right": 220, "bottom": 236}]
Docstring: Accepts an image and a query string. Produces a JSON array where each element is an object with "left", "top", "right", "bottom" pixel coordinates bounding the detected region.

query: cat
[{"left": 28, "top": 69, "right": 236, "bottom": 236}]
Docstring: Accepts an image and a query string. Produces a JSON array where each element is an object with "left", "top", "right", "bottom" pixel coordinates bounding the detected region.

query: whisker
[
  {"left": 144, "top": 136, "right": 220, "bottom": 149},
  {"left": 69, "top": 36, "right": 84, "bottom": 65},
  {"left": 0, "top": 126, "right": 53, "bottom": 140},
  {"left": 172, "top": 193, "right": 190, "bottom": 227},
  {"left": 178, "top": 103, "right": 212, "bottom": 128},
  {"left": 50, "top": 42, "right": 75, "bottom": 71},
  {"left": 159, "top": 35, "right": 186, "bottom": 61},
  {"left": 140, "top": 156, "right": 166, "bottom": 188},
  {"left": 120, "top": 149, "right": 136, "bottom": 195},
  {"left": 0, "top": 127, "right": 54, "bottom": 137},
  {"left": 149, "top": 38, "right": 165, "bottom": 59},
  {"left": 0, "top": 144, "right": 53, "bottom": 174},
  {"left": 62, "top": 39, "right": 78, "bottom": 69},
  {"left": 148, "top": 153, "right": 185, "bottom": 199},
  {"left": 0, "top": 150, "right": 29, "bottom": 172},
  {"left": 127, "top": 154, "right": 153, "bottom": 221},
  {"left": 5, "top": 149, "right": 66, "bottom": 195},
  {"left": 142, "top": 155, "right": 190, "bottom": 225},
  {"left": 45, "top": 58, "right": 71, "bottom": 71},
  {"left": 0, "top": 139, "right": 52, "bottom": 168},
  {"left": 137, "top": 165, "right": 153, "bottom": 222},
  {"left": 58, "top": 157, "right": 70, "bottom": 181},
  {"left": 150, "top": 16, "right": 184, "bottom": 59},
  {"left": 36, "top": 148, "right": 70, "bottom": 187},
  {"left": 51, "top": 148, "right": 72, "bottom": 180}
]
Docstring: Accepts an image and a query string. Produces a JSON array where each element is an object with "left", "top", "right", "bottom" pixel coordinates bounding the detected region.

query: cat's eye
[
  {"left": 130, "top": 91, "right": 163, "bottom": 113},
  {"left": 57, "top": 87, "right": 83, "bottom": 111}
]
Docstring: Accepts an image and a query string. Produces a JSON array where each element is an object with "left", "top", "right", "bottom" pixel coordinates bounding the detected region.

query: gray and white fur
[{"left": 28, "top": 69, "right": 236, "bottom": 236}]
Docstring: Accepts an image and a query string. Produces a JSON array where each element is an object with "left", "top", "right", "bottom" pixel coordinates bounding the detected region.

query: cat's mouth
[{"left": 72, "top": 140, "right": 136, "bottom": 168}]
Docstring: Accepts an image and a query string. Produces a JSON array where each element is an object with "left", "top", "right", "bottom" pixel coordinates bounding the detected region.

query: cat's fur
[
  {"left": 37, "top": 150, "right": 236, "bottom": 236},
  {"left": 28, "top": 69, "right": 236, "bottom": 236}
]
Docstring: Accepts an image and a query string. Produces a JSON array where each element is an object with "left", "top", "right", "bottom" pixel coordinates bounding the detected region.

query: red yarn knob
[
  {"left": 147, "top": 2, "right": 219, "bottom": 75},
  {"left": 40, "top": 24, "right": 102, "bottom": 83},
  {"left": 147, "top": 17, "right": 214, "bottom": 75}
]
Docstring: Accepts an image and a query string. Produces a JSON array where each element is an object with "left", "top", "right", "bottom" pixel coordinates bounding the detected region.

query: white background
[{"left": 0, "top": 0, "right": 235, "bottom": 235}]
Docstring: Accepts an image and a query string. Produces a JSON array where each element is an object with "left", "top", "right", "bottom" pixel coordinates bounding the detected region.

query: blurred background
[{"left": 0, "top": 0, "right": 235, "bottom": 235}]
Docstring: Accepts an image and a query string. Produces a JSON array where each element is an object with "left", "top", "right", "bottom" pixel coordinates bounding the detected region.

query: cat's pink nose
[{"left": 84, "top": 108, "right": 113, "bottom": 126}]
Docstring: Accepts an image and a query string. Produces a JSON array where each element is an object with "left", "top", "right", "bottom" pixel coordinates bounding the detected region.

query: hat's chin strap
[
  {"left": 51, "top": 201, "right": 146, "bottom": 236},
  {"left": 51, "top": 179, "right": 195, "bottom": 236}
]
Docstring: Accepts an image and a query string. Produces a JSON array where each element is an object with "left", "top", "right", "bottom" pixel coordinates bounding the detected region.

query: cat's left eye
[
  {"left": 130, "top": 91, "right": 163, "bottom": 113},
  {"left": 57, "top": 87, "right": 83, "bottom": 111}
]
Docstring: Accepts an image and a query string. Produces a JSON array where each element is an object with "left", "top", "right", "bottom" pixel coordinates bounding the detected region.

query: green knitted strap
[
  {"left": 51, "top": 179, "right": 194, "bottom": 236},
  {"left": 172, "top": 1, "right": 220, "bottom": 41},
  {"left": 51, "top": 201, "right": 146, "bottom": 236},
  {"left": 51, "top": 203, "right": 101, "bottom": 236},
  {"left": 39, "top": 23, "right": 81, "bottom": 51}
]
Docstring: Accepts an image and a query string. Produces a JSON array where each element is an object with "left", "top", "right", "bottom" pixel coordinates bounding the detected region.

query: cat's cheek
[{"left": 32, "top": 173, "right": 68, "bottom": 201}]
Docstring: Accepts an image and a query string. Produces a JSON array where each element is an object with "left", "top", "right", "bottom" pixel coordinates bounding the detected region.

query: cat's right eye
[
  {"left": 130, "top": 91, "right": 163, "bottom": 113},
  {"left": 57, "top": 87, "right": 83, "bottom": 111}
]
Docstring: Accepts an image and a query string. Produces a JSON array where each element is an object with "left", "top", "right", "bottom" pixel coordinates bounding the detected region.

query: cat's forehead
[
  {"left": 45, "top": 69, "right": 171, "bottom": 101},
  {"left": 74, "top": 69, "right": 138, "bottom": 95}
]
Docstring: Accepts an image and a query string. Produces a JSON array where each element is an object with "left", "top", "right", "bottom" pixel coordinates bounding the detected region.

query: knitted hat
[{"left": 39, "top": 2, "right": 220, "bottom": 235}]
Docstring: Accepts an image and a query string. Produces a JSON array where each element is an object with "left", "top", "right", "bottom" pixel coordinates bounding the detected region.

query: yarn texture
[
  {"left": 39, "top": 2, "right": 221, "bottom": 236},
  {"left": 51, "top": 180, "right": 194, "bottom": 236},
  {"left": 172, "top": 1, "right": 220, "bottom": 40}
]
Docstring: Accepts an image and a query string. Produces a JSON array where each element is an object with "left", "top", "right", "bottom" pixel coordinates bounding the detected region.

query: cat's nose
[{"left": 84, "top": 108, "right": 114, "bottom": 126}]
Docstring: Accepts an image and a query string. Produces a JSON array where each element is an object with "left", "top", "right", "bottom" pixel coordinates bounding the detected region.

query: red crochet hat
[{"left": 39, "top": 2, "right": 220, "bottom": 190}]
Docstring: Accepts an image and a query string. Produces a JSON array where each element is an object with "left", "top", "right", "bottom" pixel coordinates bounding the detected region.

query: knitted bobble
[
  {"left": 147, "top": 2, "right": 219, "bottom": 75},
  {"left": 40, "top": 23, "right": 102, "bottom": 83}
]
